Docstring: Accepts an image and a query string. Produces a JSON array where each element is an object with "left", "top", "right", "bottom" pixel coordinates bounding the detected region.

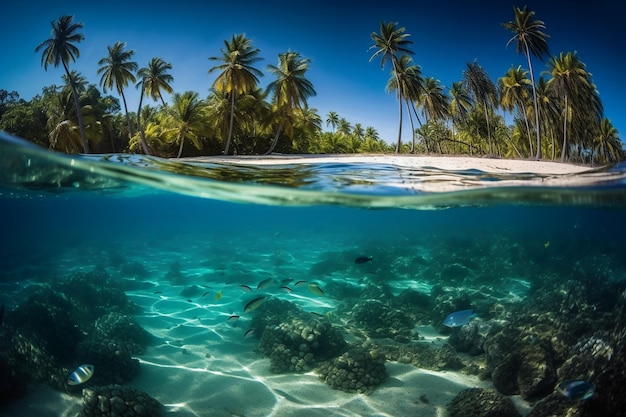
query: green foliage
[{"left": 8, "top": 16, "right": 620, "bottom": 162}]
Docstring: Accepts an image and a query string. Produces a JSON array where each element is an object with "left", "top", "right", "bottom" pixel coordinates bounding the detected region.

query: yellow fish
[
  {"left": 544, "top": 241, "right": 550, "bottom": 248},
  {"left": 308, "top": 284, "right": 324, "bottom": 296},
  {"left": 215, "top": 290, "right": 222, "bottom": 301}
]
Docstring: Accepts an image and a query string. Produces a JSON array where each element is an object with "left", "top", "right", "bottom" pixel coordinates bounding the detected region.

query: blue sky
[{"left": 1, "top": 0, "right": 623, "bottom": 145}]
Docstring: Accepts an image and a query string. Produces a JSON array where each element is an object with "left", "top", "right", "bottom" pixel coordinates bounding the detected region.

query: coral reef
[
  {"left": 92, "top": 313, "right": 151, "bottom": 355},
  {"left": 374, "top": 340, "right": 464, "bottom": 371},
  {"left": 350, "top": 299, "right": 414, "bottom": 342},
  {"left": 72, "top": 340, "right": 140, "bottom": 388},
  {"left": 447, "top": 388, "right": 521, "bottom": 417},
  {"left": 316, "top": 346, "right": 387, "bottom": 394},
  {"left": 258, "top": 317, "right": 346, "bottom": 373},
  {"left": 0, "top": 272, "right": 149, "bottom": 393},
  {"left": 77, "top": 384, "right": 162, "bottom": 417}
]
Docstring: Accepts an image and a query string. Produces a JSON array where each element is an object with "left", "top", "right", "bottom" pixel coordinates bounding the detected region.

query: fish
[
  {"left": 228, "top": 315, "right": 240, "bottom": 322},
  {"left": 153, "top": 291, "right": 163, "bottom": 294},
  {"left": 308, "top": 284, "right": 324, "bottom": 296},
  {"left": 443, "top": 309, "right": 477, "bottom": 327},
  {"left": 310, "top": 311, "right": 332, "bottom": 320},
  {"left": 244, "top": 296, "right": 266, "bottom": 313},
  {"left": 294, "top": 280, "right": 308, "bottom": 287},
  {"left": 354, "top": 256, "right": 373, "bottom": 264},
  {"left": 257, "top": 278, "right": 274, "bottom": 291},
  {"left": 280, "top": 278, "right": 293, "bottom": 285},
  {"left": 214, "top": 290, "right": 222, "bottom": 301},
  {"left": 244, "top": 328, "right": 256, "bottom": 338},
  {"left": 239, "top": 284, "right": 253, "bottom": 292},
  {"left": 557, "top": 380, "right": 594, "bottom": 400},
  {"left": 279, "top": 286, "right": 293, "bottom": 293},
  {"left": 201, "top": 290, "right": 210, "bottom": 298},
  {"left": 67, "top": 364, "right": 94, "bottom": 386},
  {"left": 544, "top": 241, "right": 550, "bottom": 248}
]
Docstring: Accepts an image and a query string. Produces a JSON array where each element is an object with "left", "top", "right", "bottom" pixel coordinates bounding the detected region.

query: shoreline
[{"left": 179, "top": 154, "right": 597, "bottom": 175}]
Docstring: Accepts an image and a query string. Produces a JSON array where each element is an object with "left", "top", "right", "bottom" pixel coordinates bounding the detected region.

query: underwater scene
[{"left": 1, "top": 133, "right": 626, "bottom": 417}]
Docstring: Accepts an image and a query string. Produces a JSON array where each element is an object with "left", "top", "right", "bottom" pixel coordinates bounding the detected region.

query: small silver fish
[
  {"left": 244, "top": 328, "right": 255, "bottom": 338},
  {"left": 443, "top": 309, "right": 477, "bottom": 327},
  {"left": 67, "top": 364, "right": 94, "bottom": 386},
  {"left": 257, "top": 278, "right": 274, "bottom": 291},
  {"left": 244, "top": 296, "right": 266, "bottom": 312},
  {"left": 228, "top": 315, "right": 240, "bottom": 322}
]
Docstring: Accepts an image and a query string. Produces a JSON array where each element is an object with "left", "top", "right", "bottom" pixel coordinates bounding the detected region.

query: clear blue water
[{"left": 1, "top": 131, "right": 626, "bottom": 416}]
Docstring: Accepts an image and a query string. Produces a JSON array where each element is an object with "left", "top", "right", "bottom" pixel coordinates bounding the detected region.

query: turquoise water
[{"left": 1, "top": 132, "right": 626, "bottom": 416}]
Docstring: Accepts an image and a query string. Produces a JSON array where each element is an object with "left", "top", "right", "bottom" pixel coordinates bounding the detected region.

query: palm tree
[
  {"left": 264, "top": 51, "right": 316, "bottom": 154},
  {"left": 536, "top": 77, "right": 560, "bottom": 159},
  {"left": 503, "top": 6, "right": 550, "bottom": 159},
  {"left": 36, "top": 15, "right": 90, "bottom": 152},
  {"left": 463, "top": 61, "right": 497, "bottom": 155},
  {"left": 386, "top": 55, "right": 424, "bottom": 152},
  {"left": 546, "top": 51, "right": 594, "bottom": 161},
  {"left": 164, "top": 91, "right": 209, "bottom": 158},
  {"left": 498, "top": 65, "right": 533, "bottom": 156},
  {"left": 62, "top": 70, "right": 88, "bottom": 94},
  {"left": 326, "top": 111, "right": 340, "bottom": 133},
  {"left": 337, "top": 118, "right": 352, "bottom": 136},
  {"left": 209, "top": 34, "right": 263, "bottom": 155},
  {"left": 593, "top": 118, "right": 622, "bottom": 165},
  {"left": 139, "top": 57, "right": 174, "bottom": 107},
  {"left": 97, "top": 41, "right": 138, "bottom": 140},
  {"left": 448, "top": 81, "right": 473, "bottom": 148},
  {"left": 419, "top": 77, "right": 449, "bottom": 153},
  {"left": 369, "top": 21, "right": 414, "bottom": 153},
  {"left": 136, "top": 58, "right": 174, "bottom": 154}
]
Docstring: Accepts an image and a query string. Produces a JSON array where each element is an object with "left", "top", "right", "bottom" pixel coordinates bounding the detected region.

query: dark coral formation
[
  {"left": 447, "top": 388, "right": 521, "bottom": 417},
  {"left": 316, "top": 346, "right": 388, "bottom": 394},
  {"left": 258, "top": 318, "right": 346, "bottom": 373},
  {"left": 77, "top": 384, "right": 162, "bottom": 417},
  {"left": 73, "top": 340, "right": 140, "bottom": 388},
  {"left": 250, "top": 299, "right": 346, "bottom": 373},
  {"left": 0, "top": 271, "right": 149, "bottom": 394},
  {"left": 350, "top": 299, "right": 414, "bottom": 342},
  {"left": 373, "top": 340, "right": 464, "bottom": 371},
  {"left": 93, "top": 312, "right": 152, "bottom": 355}
]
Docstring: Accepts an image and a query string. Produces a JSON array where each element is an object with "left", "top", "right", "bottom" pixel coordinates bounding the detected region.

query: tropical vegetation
[{"left": 0, "top": 10, "right": 621, "bottom": 164}]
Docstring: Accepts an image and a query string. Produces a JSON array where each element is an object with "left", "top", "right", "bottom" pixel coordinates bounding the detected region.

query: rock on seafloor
[{"left": 77, "top": 384, "right": 162, "bottom": 417}]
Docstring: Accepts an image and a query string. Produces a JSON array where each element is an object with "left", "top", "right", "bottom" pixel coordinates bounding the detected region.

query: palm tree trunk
[
  {"left": 265, "top": 119, "right": 285, "bottom": 155},
  {"left": 391, "top": 59, "right": 403, "bottom": 153},
  {"left": 561, "top": 95, "right": 568, "bottom": 162},
  {"left": 176, "top": 131, "right": 185, "bottom": 158},
  {"left": 137, "top": 83, "right": 151, "bottom": 155},
  {"left": 483, "top": 102, "right": 492, "bottom": 155},
  {"left": 524, "top": 46, "right": 542, "bottom": 160},
  {"left": 404, "top": 99, "right": 415, "bottom": 153},
  {"left": 63, "top": 62, "right": 89, "bottom": 153},
  {"left": 120, "top": 90, "right": 134, "bottom": 138},
  {"left": 518, "top": 99, "right": 533, "bottom": 158},
  {"left": 224, "top": 91, "right": 236, "bottom": 155}
]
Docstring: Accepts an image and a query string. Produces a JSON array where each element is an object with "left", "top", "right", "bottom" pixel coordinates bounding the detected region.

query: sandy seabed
[{"left": 1, "top": 283, "right": 530, "bottom": 417}]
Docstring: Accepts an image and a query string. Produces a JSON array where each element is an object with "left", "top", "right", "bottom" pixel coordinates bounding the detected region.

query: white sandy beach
[
  {"left": 183, "top": 154, "right": 594, "bottom": 175},
  {"left": 178, "top": 154, "right": 616, "bottom": 194}
]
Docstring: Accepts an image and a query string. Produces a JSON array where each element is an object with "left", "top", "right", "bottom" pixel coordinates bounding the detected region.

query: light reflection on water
[{"left": 1, "top": 131, "right": 625, "bottom": 208}]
